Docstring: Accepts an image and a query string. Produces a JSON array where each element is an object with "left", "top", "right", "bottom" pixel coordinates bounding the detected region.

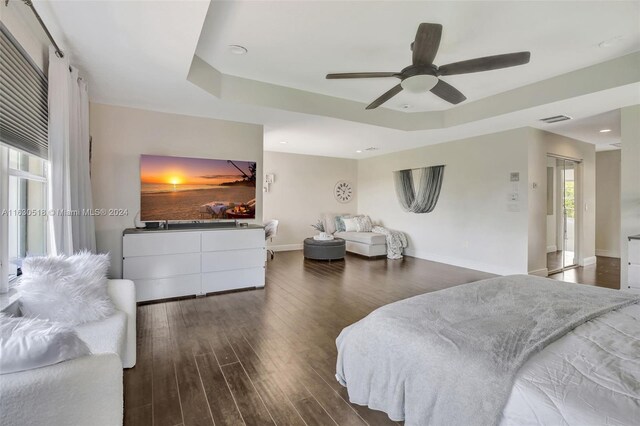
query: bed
[{"left": 335, "top": 275, "right": 640, "bottom": 426}]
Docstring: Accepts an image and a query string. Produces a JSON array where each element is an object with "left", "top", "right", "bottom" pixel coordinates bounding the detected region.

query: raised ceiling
[
  {"left": 30, "top": 0, "right": 640, "bottom": 158},
  {"left": 196, "top": 1, "right": 640, "bottom": 112}
]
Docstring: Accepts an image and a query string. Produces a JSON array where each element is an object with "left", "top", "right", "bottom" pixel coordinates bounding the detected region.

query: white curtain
[{"left": 48, "top": 46, "right": 96, "bottom": 255}]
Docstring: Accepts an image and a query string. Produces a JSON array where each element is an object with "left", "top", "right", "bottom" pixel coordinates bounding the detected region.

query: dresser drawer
[
  {"left": 202, "top": 249, "right": 265, "bottom": 273},
  {"left": 629, "top": 240, "right": 640, "bottom": 264},
  {"left": 135, "top": 274, "right": 201, "bottom": 302},
  {"left": 123, "top": 253, "right": 200, "bottom": 280},
  {"left": 202, "top": 267, "right": 265, "bottom": 293},
  {"left": 201, "top": 228, "right": 264, "bottom": 252},
  {"left": 629, "top": 264, "right": 640, "bottom": 287},
  {"left": 123, "top": 232, "right": 200, "bottom": 257}
]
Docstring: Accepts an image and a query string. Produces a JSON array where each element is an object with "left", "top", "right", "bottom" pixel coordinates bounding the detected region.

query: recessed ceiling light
[
  {"left": 599, "top": 129, "right": 612, "bottom": 133},
  {"left": 356, "top": 150, "right": 362, "bottom": 153},
  {"left": 228, "top": 45, "right": 248, "bottom": 55},
  {"left": 279, "top": 141, "right": 287, "bottom": 144}
]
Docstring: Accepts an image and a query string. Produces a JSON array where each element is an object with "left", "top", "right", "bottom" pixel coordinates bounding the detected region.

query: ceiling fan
[{"left": 326, "top": 23, "right": 531, "bottom": 110}]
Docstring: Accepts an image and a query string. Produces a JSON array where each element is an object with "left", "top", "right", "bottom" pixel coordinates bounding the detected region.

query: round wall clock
[{"left": 334, "top": 180, "right": 354, "bottom": 203}]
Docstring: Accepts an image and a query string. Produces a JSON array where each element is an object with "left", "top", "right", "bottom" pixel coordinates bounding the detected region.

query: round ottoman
[{"left": 303, "top": 237, "right": 346, "bottom": 260}]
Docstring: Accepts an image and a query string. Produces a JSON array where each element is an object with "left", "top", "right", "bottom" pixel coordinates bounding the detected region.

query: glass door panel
[{"left": 560, "top": 159, "right": 577, "bottom": 269}]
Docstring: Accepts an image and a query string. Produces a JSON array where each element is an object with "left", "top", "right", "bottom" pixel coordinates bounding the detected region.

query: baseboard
[
  {"left": 546, "top": 245, "right": 557, "bottom": 254},
  {"left": 269, "top": 244, "right": 303, "bottom": 252},
  {"left": 529, "top": 268, "right": 549, "bottom": 277},
  {"left": 580, "top": 256, "right": 597, "bottom": 266},
  {"left": 595, "top": 249, "right": 620, "bottom": 258},
  {"left": 403, "top": 248, "right": 525, "bottom": 276}
]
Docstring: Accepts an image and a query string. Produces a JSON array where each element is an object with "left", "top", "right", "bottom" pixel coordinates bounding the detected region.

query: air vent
[
  {"left": 610, "top": 143, "right": 622, "bottom": 148},
  {"left": 364, "top": 147, "right": 379, "bottom": 151},
  {"left": 540, "top": 115, "right": 572, "bottom": 124}
]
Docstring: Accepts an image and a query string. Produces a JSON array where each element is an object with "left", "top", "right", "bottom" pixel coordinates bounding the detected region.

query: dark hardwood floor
[
  {"left": 124, "top": 251, "right": 494, "bottom": 426},
  {"left": 549, "top": 255, "right": 621, "bottom": 289},
  {"left": 124, "top": 251, "right": 621, "bottom": 426}
]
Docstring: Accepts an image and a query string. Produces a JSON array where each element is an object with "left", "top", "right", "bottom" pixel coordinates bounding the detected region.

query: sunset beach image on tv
[{"left": 140, "top": 154, "right": 257, "bottom": 221}]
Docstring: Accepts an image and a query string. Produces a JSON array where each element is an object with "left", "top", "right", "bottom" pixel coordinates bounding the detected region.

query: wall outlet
[{"left": 508, "top": 193, "right": 519, "bottom": 202}]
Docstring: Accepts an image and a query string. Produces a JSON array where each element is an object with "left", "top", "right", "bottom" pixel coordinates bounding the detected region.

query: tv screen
[{"left": 140, "top": 154, "right": 257, "bottom": 221}]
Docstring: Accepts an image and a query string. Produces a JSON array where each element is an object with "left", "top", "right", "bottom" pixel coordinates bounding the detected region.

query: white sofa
[{"left": 0, "top": 279, "right": 136, "bottom": 426}]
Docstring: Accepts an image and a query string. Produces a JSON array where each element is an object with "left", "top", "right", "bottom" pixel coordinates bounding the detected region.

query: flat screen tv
[{"left": 140, "top": 154, "right": 257, "bottom": 221}]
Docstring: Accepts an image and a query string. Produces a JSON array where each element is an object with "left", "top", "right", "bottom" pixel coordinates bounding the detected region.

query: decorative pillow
[
  {"left": 355, "top": 215, "right": 373, "bottom": 232},
  {"left": 0, "top": 314, "right": 91, "bottom": 374},
  {"left": 18, "top": 251, "right": 115, "bottom": 325},
  {"left": 342, "top": 217, "right": 358, "bottom": 232},
  {"left": 323, "top": 213, "right": 340, "bottom": 235},
  {"left": 334, "top": 215, "right": 352, "bottom": 233}
]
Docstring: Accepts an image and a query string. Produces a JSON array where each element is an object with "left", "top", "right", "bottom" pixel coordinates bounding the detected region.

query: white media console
[{"left": 122, "top": 225, "right": 265, "bottom": 302}]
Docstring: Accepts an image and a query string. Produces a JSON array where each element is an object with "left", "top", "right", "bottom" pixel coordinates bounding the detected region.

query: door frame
[{"left": 547, "top": 153, "right": 583, "bottom": 274}]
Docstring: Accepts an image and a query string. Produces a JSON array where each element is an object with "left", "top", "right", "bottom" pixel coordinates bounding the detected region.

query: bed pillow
[
  {"left": 343, "top": 217, "right": 359, "bottom": 232},
  {"left": 18, "top": 251, "right": 115, "bottom": 325},
  {"left": 0, "top": 314, "right": 91, "bottom": 374},
  {"left": 355, "top": 215, "right": 373, "bottom": 232}
]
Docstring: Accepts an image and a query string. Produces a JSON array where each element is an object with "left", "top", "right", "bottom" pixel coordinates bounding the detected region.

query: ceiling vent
[
  {"left": 364, "top": 147, "right": 379, "bottom": 151},
  {"left": 610, "top": 143, "right": 622, "bottom": 148},
  {"left": 539, "top": 115, "right": 572, "bottom": 124}
]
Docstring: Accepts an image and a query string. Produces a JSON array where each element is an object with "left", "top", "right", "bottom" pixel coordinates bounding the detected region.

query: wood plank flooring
[
  {"left": 124, "top": 251, "right": 494, "bottom": 426},
  {"left": 549, "top": 255, "right": 621, "bottom": 289}
]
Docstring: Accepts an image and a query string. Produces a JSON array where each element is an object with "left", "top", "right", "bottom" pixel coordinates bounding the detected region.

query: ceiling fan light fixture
[{"left": 400, "top": 74, "right": 439, "bottom": 93}]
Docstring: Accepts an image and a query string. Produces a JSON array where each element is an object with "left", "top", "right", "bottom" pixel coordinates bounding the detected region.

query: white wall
[
  {"left": 596, "top": 150, "right": 621, "bottom": 258},
  {"left": 621, "top": 105, "right": 640, "bottom": 289},
  {"left": 263, "top": 151, "right": 358, "bottom": 249},
  {"left": 90, "top": 103, "right": 263, "bottom": 278},
  {"left": 528, "top": 129, "right": 596, "bottom": 275},
  {"left": 358, "top": 128, "right": 530, "bottom": 275}
]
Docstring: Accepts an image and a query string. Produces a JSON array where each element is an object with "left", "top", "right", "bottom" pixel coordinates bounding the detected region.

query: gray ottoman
[{"left": 303, "top": 237, "right": 346, "bottom": 260}]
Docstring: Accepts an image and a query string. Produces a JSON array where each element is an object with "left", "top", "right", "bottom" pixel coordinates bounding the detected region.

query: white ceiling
[
  {"left": 196, "top": 1, "right": 640, "bottom": 112},
  {"left": 533, "top": 109, "right": 621, "bottom": 152},
  {"left": 29, "top": 0, "right": 640, "bottom": 159}
]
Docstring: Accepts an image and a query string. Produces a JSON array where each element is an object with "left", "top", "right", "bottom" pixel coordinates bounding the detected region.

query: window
[
  {"left": 0, "top": 24, "right": 49, "bottom": 284},
  {"left": 1, "top": 146, "right": 48, "bottom": 279}
]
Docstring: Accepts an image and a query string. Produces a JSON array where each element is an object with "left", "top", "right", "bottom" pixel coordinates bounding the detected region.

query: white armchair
[{"left": 0, "top": 279, "right": 136, "bottom": 426}]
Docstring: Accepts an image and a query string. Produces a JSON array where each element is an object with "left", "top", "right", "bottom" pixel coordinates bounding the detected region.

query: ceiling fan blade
[
  {"left": 326, "top": 72, "right": 398, "bottom": 79},
  {"left": 430, "top": 79, "right": 466, "bottom": 104},
  {"left": 412, "top": 23, "right": 443, "bottom": 66},
  {"left": 366, "top": 84, "right": 403, "bottom": 110},
  {"left": 438, "top": 52, "right": 531, "bottom": 76}
]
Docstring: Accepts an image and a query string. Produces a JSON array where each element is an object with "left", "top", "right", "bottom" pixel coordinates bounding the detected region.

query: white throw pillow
[
  {"left": 0, "top": 314, "right": 91, "bottom": 374},
  {"left": 343, "top": 217, "right": 359, "bottom": 232},
  {"left": 18, "top": 251, "right": 115, "bottom": 325}
]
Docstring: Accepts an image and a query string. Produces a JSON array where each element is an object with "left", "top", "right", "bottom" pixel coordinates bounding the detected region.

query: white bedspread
[{"left": 501, "top": 302, "right": 640, "bottom": 425}]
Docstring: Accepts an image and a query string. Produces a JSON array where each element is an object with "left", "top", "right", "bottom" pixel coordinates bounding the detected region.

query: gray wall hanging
[{"left": 394, "top": 165, "right": 445, "bottom": 213}]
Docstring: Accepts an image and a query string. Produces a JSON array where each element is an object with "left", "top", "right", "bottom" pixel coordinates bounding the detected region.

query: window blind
[{"left": 0, "top": 23, "right": 48, "bottom": 159}]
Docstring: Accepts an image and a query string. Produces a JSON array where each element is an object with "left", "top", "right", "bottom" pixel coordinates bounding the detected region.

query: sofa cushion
[
  {"left": 74, "top": 310, "right": 126, "bottom": 361},
  {"left": 334, "top": 231, "right": 386, "bottom": 245}
]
